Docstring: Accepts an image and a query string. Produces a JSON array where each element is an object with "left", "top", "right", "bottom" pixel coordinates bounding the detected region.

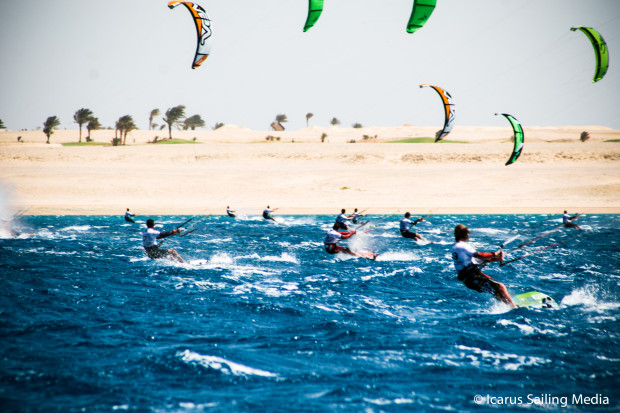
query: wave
[{"left": 178, "top": 350, "right": 278, "bottom": 378}]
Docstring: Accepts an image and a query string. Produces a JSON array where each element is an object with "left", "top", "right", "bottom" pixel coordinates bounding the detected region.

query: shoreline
[{"left": 1, "top": 126, "right": 619, "bottom": 216}]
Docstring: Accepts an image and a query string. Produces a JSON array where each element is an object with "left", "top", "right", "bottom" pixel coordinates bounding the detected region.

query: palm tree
[
  {"left": 116, "top": 115, "right": 137, "bottom": 145},
  {"left": 0, "top": 119, "right": 6, "bottom": 130},
  {"left": 149, "top": 109, "right": 160, "bottom": 130},
  {"left": 275, "top": 113, "right": 288, "bottom": 130},
  {"left": 43, "top": 116, "right": 60, "bottom": 144},
  {"left": 330, "top": 117, "right": 341, "bottom": 126},
  {"left": 163, "top": 105, "right": 186, "bottom": 139},
  {"left": 306, "top": 113, "right": 314, "bottom": 127},
  {"left": 183, "top": 114, "right": 205, "bottom": 130},
  {"left": 86, "top": 117, "right": 101, "bottom": 141},
  {"left": 73, "top": 108, "right": 93, "bottom": 143}
]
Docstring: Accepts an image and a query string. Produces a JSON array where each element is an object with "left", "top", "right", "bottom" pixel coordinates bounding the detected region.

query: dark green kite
[
  {"left": 303, "top": 0, "right": 324, "bottom": 32},
  {"left": 406, "top": 0, "right": 437, "bottom": 34}
]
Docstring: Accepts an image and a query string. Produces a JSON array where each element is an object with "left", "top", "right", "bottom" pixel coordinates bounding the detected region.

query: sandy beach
[{"left": 1, "top": 125, "right": 619, "bottom": 216}]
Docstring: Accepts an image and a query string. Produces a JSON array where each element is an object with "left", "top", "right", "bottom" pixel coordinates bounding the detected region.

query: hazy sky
[{"left": 1, "top": 0, "right": 619, "bottom": 131}]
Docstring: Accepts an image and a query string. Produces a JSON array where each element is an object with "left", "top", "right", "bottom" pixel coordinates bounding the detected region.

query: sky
[{"left": 0, "top": 0, "right": 619, "bottom": 131}]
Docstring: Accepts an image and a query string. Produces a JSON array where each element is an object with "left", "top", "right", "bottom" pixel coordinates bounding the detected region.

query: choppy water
[{"left": 1, "top": 214, "right": 618, "bottom": 412}]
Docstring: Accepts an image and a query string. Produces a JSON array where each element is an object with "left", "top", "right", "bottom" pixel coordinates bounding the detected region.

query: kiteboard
[
  {"left": 357, "top": 251, "right": 379, "bottom": 261},
  {"left": 514, "top": 291, "right": 559, "bottom": 309}
]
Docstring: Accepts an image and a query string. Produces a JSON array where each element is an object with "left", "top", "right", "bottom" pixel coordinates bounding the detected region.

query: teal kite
[
  {"left": 303, "top": 0, "right": 324, "bottom": 32},
  {"left": 406, "top": 0, "right": 437, "bottom": 34},
  {"left": 570, "top": 26, "right": 609, "bottom": 83}
]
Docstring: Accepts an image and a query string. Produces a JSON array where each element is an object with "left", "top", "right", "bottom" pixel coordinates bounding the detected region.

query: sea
[{"left": 1, "top": 214, "right": 618, "bottom": 412}]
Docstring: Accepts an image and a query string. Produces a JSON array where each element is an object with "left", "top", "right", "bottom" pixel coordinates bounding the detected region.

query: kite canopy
[
  {"left": 570, "top": 26, "right": 609, "bottom": 83},
  {"left": 406, "top": 0, "right": 437, "bottom": 34},
  {"left": 495, "top": 113, "right": 524, "bottom": 166},
  {"left": 168, "top": 1, "right": 212, "bottom": 69},
  {"left": 419, "top": 84, "right": 455, "bottom": 142},
  {"left": 303, "top": 0, "right": 324, "bottom": 32}
]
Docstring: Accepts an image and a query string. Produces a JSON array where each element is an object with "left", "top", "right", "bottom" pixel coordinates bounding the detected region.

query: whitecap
[
  {"left": 260, "top": 252, "right": 299, "bottom": 264},
  {"left": 454, "top": 345, "right": 551, "bottom": 370},
  {"left": 364, "top": 397, "right": 414, "bottom": 406},
  {"left": 375, "top": 251, "right": 419, "bottom": 261},
  {"left": 208, "top": 253, "right": 234, "bottom": 266},
  {"left": 59, "top": 225, "right": 91, "bottom": 232},
  {"left": 178, "top": 350, "right": 277, "bottom": 377}
]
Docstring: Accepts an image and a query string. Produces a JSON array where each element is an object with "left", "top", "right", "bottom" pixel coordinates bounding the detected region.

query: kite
[
  {"left": 419, "top": 84, "right": 455, "bottom": 142},
  {"left": 570, "top": 26, "right": 609, "bottom": 82},
  {"left": 406, "top": 0, "right": 437, "bottom": 34},
  {"left": 303, "top": 0, "right": 324, "bottom": 32},
  {"left": 168, "top": 1, "right": 212, "bottom": 69},
  {"left": 495, "top": 113, "right": 524, "bottom": 166}
]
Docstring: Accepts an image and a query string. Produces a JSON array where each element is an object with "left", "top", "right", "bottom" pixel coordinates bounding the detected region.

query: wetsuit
[
  {"left": 125, "top": 211, "right": 135, "bottom": 223},
  {"left": 452, "top": 241, "right": 501, "bottom": 295},
  {"left": 226, "top": 209, "right": 236, "bottom": 218},
  {"left": 263, "top": 209, "right": 274, "bottom": 220}
]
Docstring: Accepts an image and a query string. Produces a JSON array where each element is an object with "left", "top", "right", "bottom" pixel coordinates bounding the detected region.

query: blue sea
[{"left": 1, "top": 214, "right": 619, "bottom": 412}]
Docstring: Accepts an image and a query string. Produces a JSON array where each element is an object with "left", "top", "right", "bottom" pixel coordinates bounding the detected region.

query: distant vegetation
[
  {"left": 73, "top": 108, "right": 93, "bottom": 143},
  {"left": 43, "top": 116, "right": 61, "bottom": 144},
  {"left": 163, "top": 105, "right": 186, "bottom": 139}
]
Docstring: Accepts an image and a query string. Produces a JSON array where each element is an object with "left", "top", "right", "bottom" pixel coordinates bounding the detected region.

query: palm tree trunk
[{"left": 78, "top": 124, "right": 82, "bottom": 143}]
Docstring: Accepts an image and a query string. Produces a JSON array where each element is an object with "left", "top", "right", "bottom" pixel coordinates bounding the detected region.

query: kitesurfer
[
  {"left": 351, "top": 208, "right": 366, "bottom": 225},
  {"left": 263, "top": 206, "right": 278, "bottom": 221},
  {"left": 335, "top": 209, "right": 354, "bottom": 230},
  {"left": 563, "top": 211, "right": 581, "bottom": 229},
  {"left": 399, "top": 212, "right": 428, "bottom": 241},
  {"left": 226, "top": 206, "right": 236, "bottom": 218},
  {"left": 124, "top": 208, "right": 135, "bottom": 223},
  {"left": 323, "top": 224, "right": 360, "bottom": 257},
  {"left": 142, "top": 219, "right": 184, "bottom": 263},
  {"left": 452, "top": 224, "right": 516, "bottom": 308}
]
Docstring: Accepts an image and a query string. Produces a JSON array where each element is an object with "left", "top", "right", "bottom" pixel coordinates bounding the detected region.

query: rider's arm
[{"left": 157, "top": 229, "right": 180, "bottom": 239}]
